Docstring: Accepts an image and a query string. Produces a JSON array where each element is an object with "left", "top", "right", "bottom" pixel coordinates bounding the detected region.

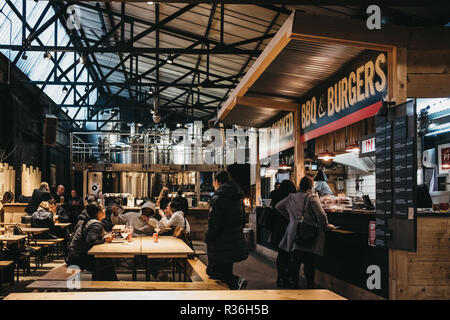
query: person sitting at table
[
  {"left": 68, "top": 189, "right": 84, "bottom": 226},
  {"left": 156, "top": 187, "right": 170, "bottom": 211},
  {"left": 102, "top": 199, "right": 122, "bottom": 232},
  {"left": 52, "top": 184, "right": 66, "bottom": 204},
  {"left": 111, "top": 202, "right": 164, "bottom": 237},
  {"left": 158, "top": 199, "right": 190, "bottom": 234},
  {"left": 67, "top": 202, "right": 117, "bottom": 281},
  {"left": 25, "top": 182, "right": 52, "bottom": 215},
  {"left": 31, "top": 200, "right": 58, "bottom": 239},
  {"left": 173, "top": 188, "right": 189, "bottom": 216}
]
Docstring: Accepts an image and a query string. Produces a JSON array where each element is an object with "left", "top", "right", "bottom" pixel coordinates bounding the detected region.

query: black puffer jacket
[
  {"left": 205, "top": 181, "right": 249, "bottom": 265},
  {"left": 67, "top": 218, "right": 105, "bottom": 271}
]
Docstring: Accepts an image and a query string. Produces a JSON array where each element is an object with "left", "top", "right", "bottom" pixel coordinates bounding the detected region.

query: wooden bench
[
  {"left": 28, "top": 258, "right": 228, "bottom": 292},
  {"left": 6, "top": 289, "right": 347, "bottom": 300},
  {"left": 0, "top": 261, "right": 15, "bottom": 291},
  {"left": 39, "top": 264, "right": 82, "bottom": 281}
]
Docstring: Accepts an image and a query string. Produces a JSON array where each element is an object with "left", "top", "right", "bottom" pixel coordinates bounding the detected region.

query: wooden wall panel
[
  {"left": 389, "top": 217, "right": 450, "bottom": 300},
  {"left": 0, "top": 163, "right": 15, "bottom": 199}
]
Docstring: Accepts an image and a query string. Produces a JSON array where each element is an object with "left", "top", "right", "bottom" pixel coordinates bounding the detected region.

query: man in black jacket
[
  {"left": 205, "top": 171, "right": 249, "bottom": 290},
  {"left": 25, "top": 182, "right": 52, "bottom": 215}
]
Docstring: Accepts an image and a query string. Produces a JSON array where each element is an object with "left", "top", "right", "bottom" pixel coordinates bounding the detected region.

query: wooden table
[
  {"left": 141, "top": 236, "right": 194, "bottom": 281},
  {"left": 55, "top": 223, "right": 71, "bottom": 228},
  {"left": 0, "top": 227, "right": 49, "bottom": 245},
  {"left": 141, "top": 236, "right": 194, "bottom": 258},
  {"left": 87, "top": 236, "right": 194, "bottom": 281},
  {"left": 4, "top": 289, "right": 346, "bottom": 300},
  {"left": 0, "top": 235, "right": 27, "bottom": 243},
  {"left": 88, "top": 238, "right": 142, "bottom": 281},
  {"left": 0, "top": 235, "right": 27, "bottom": 257}
]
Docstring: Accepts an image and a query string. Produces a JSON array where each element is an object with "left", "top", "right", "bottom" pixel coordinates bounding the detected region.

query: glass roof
[{"left": 0, "top": 0, "right": 98, "bottom": 124}]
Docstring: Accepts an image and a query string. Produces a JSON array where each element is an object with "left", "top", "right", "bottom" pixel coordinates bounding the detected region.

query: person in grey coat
[{"left": 275, "top": 176, "right": 335, "bottom": 289}]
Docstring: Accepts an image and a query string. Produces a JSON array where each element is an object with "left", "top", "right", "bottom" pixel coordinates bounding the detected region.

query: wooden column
[
  {"left": 294, "top": 110, "right": 305, "bottom": 187},
  {"left": 388, "top": 45, "right": 409, "bottom": 300}
]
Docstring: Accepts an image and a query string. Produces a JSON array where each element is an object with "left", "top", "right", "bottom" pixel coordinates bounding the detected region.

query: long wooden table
[
  {"left": 4, "top": 289, "right": 346, "bottom": 300},
  {"left": 87, "top": 236, "right": 194, "bottom": 281}
]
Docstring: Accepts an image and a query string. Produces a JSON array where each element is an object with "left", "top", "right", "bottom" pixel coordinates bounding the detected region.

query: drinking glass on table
[{"left": 5, "top": 225, "right": 14, "bottom": 238}]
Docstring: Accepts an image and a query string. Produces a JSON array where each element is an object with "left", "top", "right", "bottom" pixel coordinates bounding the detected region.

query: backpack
[{"left": 31, "top": 210, "right": 54, "bottom": 229}]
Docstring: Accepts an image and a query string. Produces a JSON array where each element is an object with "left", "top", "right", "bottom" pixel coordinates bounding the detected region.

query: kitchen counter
[{"left": 324, "top": 208, "right": 376, "bottom": 215}]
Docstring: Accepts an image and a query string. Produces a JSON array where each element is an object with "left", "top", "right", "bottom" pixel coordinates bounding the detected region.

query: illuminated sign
[{"left": 300, "top": 52, "right": 388, "bottom": 142}]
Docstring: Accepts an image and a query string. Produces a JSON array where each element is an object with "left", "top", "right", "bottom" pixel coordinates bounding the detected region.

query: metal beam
[{"left": 0, "top": 45, "right": 261, "bottom": 55}]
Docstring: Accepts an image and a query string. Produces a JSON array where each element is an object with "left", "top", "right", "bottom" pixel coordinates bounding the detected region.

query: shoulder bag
[{"left": 294, "top": 194, "right": 318, "bottom": 248}]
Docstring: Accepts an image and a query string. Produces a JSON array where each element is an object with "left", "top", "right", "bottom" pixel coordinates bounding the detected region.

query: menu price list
[{"left": 374, "top": 117, "right": 392, "bottom": 247}]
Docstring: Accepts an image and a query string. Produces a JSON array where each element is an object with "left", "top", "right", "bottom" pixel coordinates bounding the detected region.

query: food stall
[{"left": 217, "top": 11, "right": 449, "bottom": 299}]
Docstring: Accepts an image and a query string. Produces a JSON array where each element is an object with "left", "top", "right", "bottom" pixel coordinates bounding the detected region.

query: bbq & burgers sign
[{"left": 300, "top": 52, "right": 388, "bottom": 142}]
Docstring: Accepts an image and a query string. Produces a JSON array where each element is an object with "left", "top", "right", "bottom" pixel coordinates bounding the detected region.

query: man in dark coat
[
  {"left": 25, "top": 182, "right": 52, "bottom": 214},
  {"left": 67, "top": 190, "right": 84, "bottom": 226},
  {"left": 205, "top": 171, "right": 249, "bottom": 290}
]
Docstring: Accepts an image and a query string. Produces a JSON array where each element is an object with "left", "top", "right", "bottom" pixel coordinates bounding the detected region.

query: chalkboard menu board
[{"left": 374, "top": 101, "right": 417, "bottom": 251}]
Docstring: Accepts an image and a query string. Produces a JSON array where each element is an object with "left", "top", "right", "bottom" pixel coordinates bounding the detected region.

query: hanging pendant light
[
  {"left": 43, "top": 51, "right": 52, "bottom": 60},
  {"left": 62, "top": 86, "right": 68, "bottom": 93},
  {"left": 345, "top": 141, "right": 360, "bottom": 153},
  {"left": 279, "top": 163, "right": 292, "bottom": 171},
  {"left": 317, "top": 150, "right": 335, "bottom": 162}
]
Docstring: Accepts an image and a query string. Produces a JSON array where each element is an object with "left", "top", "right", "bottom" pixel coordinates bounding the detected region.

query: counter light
[
  {"left": 345, "top": 142, "right": 360, "bottom": 153},
  {"left": 279, "top": 164, "right": 292, "bottom": 171},
  {"left": 317, "top": 150, "right": 335, "bottom": 161}
]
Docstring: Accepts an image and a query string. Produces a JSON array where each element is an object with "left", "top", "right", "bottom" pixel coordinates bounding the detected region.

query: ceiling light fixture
[
  {"left": 166, "top": 55, "right": 173, "bottom": 64},
  {"left": 62, "top": 86, "right": 68, "bottom": 94},
  {"left": 147, "top": 1, "right": 154, "bottom": 5},
  {"left": 84, "top": 86, "right": 89, "bottom": 92},
  {"left": 317, "top": 150, "right": 335, "bottom": 162},
  {"left": 278, "top": 164, "right": 292, "bottom": 171},
  {"left": 79, "top": 55, "right": 85, "bottom": 64},
  {"left": 22, "top": 52, "right": 28, "bottom": 60},
  {"left": 43, "top": 51, "right": 51, "bottom": 60}
]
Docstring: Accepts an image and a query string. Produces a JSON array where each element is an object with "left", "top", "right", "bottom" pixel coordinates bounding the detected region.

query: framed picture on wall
[{"left": 437, "top": 143, "right": 450, "bottom": 174}]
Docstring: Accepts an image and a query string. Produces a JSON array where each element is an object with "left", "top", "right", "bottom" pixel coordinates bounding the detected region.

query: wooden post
[{"left": 294, "top": 110, "right": 305, "bottom": 187}]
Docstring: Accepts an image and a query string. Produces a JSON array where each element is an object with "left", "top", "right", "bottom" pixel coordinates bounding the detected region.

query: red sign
[
  {"left": 368, "top": 221, "right": 376, "bottom": 247},
  {"left": 441, "top": 147, "right": 450, "bottom": 168},
  {"left": 362, "top": 137, "right": 376, "bottom": 154}
]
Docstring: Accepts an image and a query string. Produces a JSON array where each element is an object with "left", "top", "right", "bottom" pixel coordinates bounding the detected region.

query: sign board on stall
[
  {"left": 259, "top": 112, "right": 294, "bottom": 159},
  {"left": 299, "top": 52, "right": 388, "bottom": 142},
  {"left": 361, "top": 137, "right": 376, "bottom": 155}
]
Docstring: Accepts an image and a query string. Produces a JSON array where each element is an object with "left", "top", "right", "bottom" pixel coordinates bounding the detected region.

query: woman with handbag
[{"left": 275, "top": 177, "right": 335, "bottom": 289}]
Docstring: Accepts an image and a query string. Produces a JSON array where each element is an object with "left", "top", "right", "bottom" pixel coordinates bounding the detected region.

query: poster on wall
[
  {"left": 437, "top": 143, "right": 450, "bottom": 174},
  {"left": 299, "top": 51, "right": 388, "bottom": 142}
]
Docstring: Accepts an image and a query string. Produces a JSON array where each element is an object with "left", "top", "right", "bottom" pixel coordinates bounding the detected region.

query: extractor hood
[{"left": 333, "top": 152, "right": 375, "bottom": 172}]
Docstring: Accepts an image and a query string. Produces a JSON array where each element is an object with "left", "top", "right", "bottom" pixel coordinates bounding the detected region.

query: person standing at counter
[
  {"left": 205, "top": 171, "right": 249, "bottom": 290},
  {"left": 276, "top": 176, "right": 335, "bottom": 289},
  {"left": 269, "top": 182, "right": 281, "bottom": 207},
  {"left": 272, "top": 180, "right": 296, "bottom": 288}
]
